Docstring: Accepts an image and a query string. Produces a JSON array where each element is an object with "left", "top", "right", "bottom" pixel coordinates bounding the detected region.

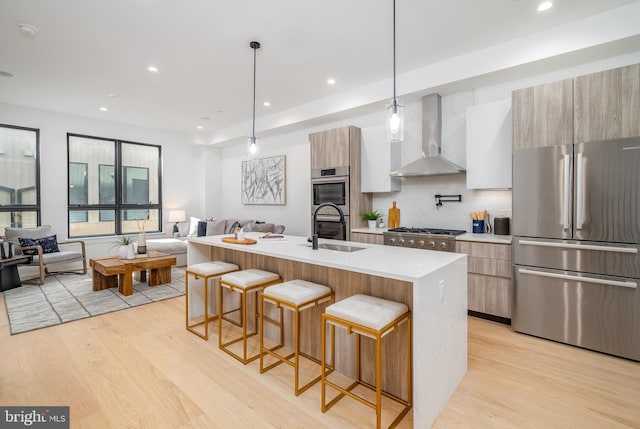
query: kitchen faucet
[{"left": 312, "top": 202, "right": 345, "bottom": 250}]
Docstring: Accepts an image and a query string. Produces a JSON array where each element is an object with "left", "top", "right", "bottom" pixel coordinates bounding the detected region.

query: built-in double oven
[{"left": 311, "top": 166, "right": 350, "bottom": 241}]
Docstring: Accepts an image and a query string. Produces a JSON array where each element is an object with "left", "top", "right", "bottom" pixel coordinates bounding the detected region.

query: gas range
[{"left": 383, "top": 227, "right": 466, "bottom": 252}]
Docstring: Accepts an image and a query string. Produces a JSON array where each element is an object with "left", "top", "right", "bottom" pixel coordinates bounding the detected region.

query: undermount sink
[{"left": 301, "top": 243, "right": 366, "bottom": 252}]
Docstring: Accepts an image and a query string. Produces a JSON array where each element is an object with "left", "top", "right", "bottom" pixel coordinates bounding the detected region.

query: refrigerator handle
[
  {"left": 518, "top": 268, "right": 637, "bottom": 289},
  {"left": 563, "top": 154, "right": 570, "bottom": 230},
  {"left": 518, "top": 239, "right": 638, "bottom": 254},
  {"left": 576, "top": 152, "right": 584, "bottom": 230}
]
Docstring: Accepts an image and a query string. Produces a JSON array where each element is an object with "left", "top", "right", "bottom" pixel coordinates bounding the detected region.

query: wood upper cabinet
[
  {"left": 309, "top": 126, "right": 351, "bottom": 170},
  {"left": 574, "top": 64, "right": 640, "bottom": 142},
  {"left": 457, "top": 241, "right": 512, "bottom": 319},
  {"left": 512, "top": 78, "right": 573, "bottom": 150}
]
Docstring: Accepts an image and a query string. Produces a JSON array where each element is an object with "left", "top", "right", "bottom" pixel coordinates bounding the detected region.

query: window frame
[
  {"left": 66, "top": 133, "right": 163, "bottom": 238},
  {"left": 0, "top": 123, "right": 41, "bottom": 232}
]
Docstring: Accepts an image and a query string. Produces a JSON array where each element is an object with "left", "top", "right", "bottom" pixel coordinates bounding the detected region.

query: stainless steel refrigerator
[{"left": 512, "top": 136, "right": 640, "bottom": 361}]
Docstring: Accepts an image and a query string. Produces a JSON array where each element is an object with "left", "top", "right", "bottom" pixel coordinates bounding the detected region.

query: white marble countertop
[
  {"left": 189, "top": 233, "right": 465, "bottom": 283},
  {"left": 456, "top": 232, "right": 512, "bottom": 244}
]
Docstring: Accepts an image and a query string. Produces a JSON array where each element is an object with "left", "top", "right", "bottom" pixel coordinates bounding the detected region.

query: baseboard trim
[{"left": 468, "top": 310, "right": 511, "bottom": 325}]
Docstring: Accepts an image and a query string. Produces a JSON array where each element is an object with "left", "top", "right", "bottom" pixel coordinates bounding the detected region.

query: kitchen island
[{"left": 187, "top": 233, "right": 467, "bottom": 428}]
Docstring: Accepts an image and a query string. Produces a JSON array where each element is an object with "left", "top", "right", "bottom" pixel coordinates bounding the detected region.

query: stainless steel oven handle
[
  {"left": 315, "top": 214, "right": 345, "bottom": 222},
  {"left": 518, "top": 240, "right": 638, "bottom": 254},
  {"left": 518, "top": 268, "right": 637, "bottom": 289},
  {"left": 311, "top": 175, "right": 349, "bottom": 185}
]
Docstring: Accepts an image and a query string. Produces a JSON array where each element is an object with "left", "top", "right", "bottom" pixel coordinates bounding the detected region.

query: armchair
[{"left": 4, "top": 225, "right": 87, "bottom": 285}]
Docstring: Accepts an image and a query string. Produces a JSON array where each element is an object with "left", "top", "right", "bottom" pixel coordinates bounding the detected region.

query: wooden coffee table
[{"left": 90, "top": 251, "right": 177, "bottom": 296}]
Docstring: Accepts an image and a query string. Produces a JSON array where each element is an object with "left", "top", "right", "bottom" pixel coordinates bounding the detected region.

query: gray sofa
[{"left": 146, "top": 218, "right": 285, "bottom": 266}]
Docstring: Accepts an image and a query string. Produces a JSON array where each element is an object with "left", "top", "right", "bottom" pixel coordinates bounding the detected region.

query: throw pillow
[
  {"left": 188, "top": 216, "right": 200, "bottom": 237},
  {"left": 206, "top": 219, "right": 227, "bottom": 236},
  {"left": 176, "top": 221, "right": 190, "bottom": 237},
  {"left": 244, "top": 222, "right": 276, "bottom": 233},
  {"left": 18, "top": 235, "right": 60, "bottom": 255},
  {"left": 197, "top": 221, "right": 207, "bottom": 237}
]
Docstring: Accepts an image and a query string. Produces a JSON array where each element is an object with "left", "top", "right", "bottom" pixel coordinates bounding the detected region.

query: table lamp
[{"left": 168, "top": 210, "right": 186, "bottom": 235}]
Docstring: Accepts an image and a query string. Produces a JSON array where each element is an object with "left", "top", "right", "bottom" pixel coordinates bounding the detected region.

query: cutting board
[
  {"left": 221, "top": 237, "right": 257, "bottom": 245},
  {"left": 388, "top": 201, "right": 400, "bottom": 228}
]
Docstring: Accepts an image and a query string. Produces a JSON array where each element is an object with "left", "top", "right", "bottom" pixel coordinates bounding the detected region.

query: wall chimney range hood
[{"left": 390, "top": 94, "right": 465, "bottom": 177}]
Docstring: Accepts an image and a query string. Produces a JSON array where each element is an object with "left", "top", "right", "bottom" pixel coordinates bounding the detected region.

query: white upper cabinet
[
  {"left": 361, "top": 124, "right": 401, "bottom": 193},
  {"left": 466, "top": 99, "right": 512, "bottom": 189}
]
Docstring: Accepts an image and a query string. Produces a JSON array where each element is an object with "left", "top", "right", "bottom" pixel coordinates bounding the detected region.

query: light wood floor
[{"left": 1, "top": 294, "right": 638, "bottom": 428}]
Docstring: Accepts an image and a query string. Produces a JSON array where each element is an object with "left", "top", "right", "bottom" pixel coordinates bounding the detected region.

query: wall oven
[
  {"left": 311, "top": 166, "right": 349, "bottom": 216},
  {"left": 311, "top": 166, "right": 350, "bottom": 240}
]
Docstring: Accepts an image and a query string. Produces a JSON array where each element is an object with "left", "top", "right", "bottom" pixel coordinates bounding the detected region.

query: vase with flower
[{"left": 136, "top": 218, "right": 147, "bottom": 254}]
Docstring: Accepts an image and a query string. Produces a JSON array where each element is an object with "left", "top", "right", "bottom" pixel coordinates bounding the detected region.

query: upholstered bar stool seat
[
  {"left": 322, "top": 294, "right": 412, "bottom": 429},
  {"left": 218, "top": 269, "right": 281, "bottom": 364},
  {"left": 185, "top": 261, "right": 239, "bottom": 340},
  {"left": 260, "top": 279, "right": 334, "bottom": 396}
]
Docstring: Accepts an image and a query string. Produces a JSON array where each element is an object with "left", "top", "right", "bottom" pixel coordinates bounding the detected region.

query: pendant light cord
[
  {"left": 392, "top": 0, "right": 397, "bottom": 111},
  {"left": 250, "top": 41, "right": 260, "bottom": 140}
]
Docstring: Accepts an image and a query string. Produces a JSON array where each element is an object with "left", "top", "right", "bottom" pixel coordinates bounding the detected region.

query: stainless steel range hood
[{"left": 390, "top": 94, "right": 465, "bottom": 177}]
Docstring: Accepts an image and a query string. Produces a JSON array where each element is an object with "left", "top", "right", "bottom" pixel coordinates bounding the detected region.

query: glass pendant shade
[
  {"left": 247, "top": 136, "right": 259, "bottom": 159},
  {"left": 386, "top": 100, "right": 404, "bottom": 142}
]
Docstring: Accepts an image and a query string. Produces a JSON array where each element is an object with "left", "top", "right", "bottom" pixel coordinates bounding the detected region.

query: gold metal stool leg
[
  {"left": 218, "top": 278, "right": 281, "bottom": 364},
  {"left": 320, "top": 311, "right": 412, "bottom": 429},
  {"left": 260, "top": 291, "right": 334, "bottom": 396}
]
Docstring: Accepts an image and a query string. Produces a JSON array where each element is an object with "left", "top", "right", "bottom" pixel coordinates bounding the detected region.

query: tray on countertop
[{"left": 222, "top": 237, "right": 257, "bottom": 245}]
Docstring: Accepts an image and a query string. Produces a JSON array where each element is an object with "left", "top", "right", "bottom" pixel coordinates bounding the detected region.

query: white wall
[
  {"left": 209, "top": 51, "right": 640, "bottom": 236},
  {"left": 0, "top": 103, "right": 206, "bottom": 260}
]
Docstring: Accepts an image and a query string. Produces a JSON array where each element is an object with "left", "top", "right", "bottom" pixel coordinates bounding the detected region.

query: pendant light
[
  {"left": 248, "top": 41, "right": 261, "bottom": 158},
  {"left": 386, "top": 0, "right": 404, "bottom": 142}
]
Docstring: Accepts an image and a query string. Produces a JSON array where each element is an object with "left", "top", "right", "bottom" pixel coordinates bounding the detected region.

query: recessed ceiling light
[
  {"left": 263, "top": 101, "right": 271, "bottom": 107},
  {"left": 327, "top": 78, "right": 336, "bottom": 85},
  {"left": 18, "top": 23, "right": 38, "bottom": 36},
  {"left": 147, "top": 66, "right": 158, "bottom": 73},
  {"left": 196, "top": 126, "right": 203, "bottom": 130},
  {"left": 537, "top": 1, "right": 553, "bottom": 12},
  {"left": 108, "top": 93, "right": 118, "bottom": 98},
  {"left": 0, "top": 70, "right": 14, "bottom": 78},
  {"left": 99, "top": 107, "right": 108, "bottom": 112}
]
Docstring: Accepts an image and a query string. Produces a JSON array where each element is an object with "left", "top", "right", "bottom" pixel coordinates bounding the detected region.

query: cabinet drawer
[
  {"left": 351, "top": 232, "right": 383, "bottom": 245},
  {"left": 457, "top": 241, "right": 512, "bottom": 261},
  {"left": 468, "top": 274, "right": 512, "bottom": 319},
  {"left": 468, "top": 256, "right": 512, "bottom": 278}
]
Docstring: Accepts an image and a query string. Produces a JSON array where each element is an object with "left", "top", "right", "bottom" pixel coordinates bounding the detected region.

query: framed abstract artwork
[{"left": 241, "top": 155, "right": 286, "bottom": 205}]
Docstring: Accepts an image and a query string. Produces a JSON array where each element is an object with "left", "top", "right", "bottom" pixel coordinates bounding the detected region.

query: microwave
[{"left": 311, "top": 167, "right": 349, "bottom": 216}]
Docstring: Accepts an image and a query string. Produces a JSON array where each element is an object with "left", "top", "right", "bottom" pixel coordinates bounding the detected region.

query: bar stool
[
  {"left": 321, "top": 294, "right": 412, "bottom": 429},
  {"left": 218, "top": 268, "right": 281, "bottom": 364},
  {"left": 260, "top": 279, "right": 335, "bottom": 396},
  {"left": 185, "top": 261, "right": 239, "bottom": 340}
]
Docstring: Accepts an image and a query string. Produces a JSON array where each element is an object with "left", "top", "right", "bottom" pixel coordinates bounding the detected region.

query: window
[
  {"left": 67, "top": 134, "right": 162, "bottom": 238},
  {"left": 0, "top": 124, "right": 40, "bottom": 236}
]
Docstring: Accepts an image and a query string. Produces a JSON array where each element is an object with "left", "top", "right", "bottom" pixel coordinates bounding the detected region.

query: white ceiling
[{"left": 1, "top": 0, "right": 639, "bottom": 144}]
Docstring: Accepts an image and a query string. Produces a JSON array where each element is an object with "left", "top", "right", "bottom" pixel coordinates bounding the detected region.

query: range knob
[
  {"left": 398, "top": 238, "right": 405, "bottom": 245},
  {"left": 408, "top": 239, "right": 415, "bottom": 246},
  {"left": 418, "top": 240, "right": 426, "bottom": 247},
  {"left": 428, "top": 241, "right": 436, "bottom": 249},
  {"left": 389, "top": 238, "right": 396, "bottom": 244},
  {"left": 439, "top": 242, "right": 447, "bottom": 250}
]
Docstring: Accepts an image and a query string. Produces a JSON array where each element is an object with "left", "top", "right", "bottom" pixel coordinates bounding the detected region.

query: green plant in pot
[
  {"left": 360, "top": 210, "right": 380, "bottom": 229},
  {"left": 111, "top": 235, "right": 136, "bottom": 259}
]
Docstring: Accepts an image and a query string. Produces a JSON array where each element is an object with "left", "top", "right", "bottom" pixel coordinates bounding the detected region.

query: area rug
[{"left": 2, "top": 268, "right": 185, "bottom": 335}]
